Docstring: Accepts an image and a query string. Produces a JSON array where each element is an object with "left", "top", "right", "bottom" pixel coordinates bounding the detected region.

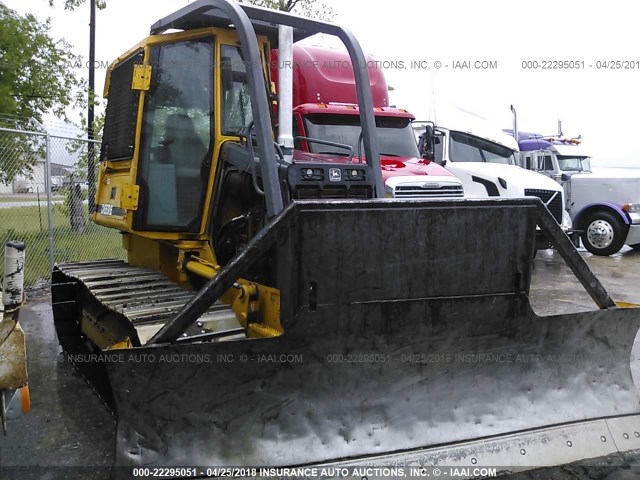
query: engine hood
[
  {"left": 569, "top": 168, "right": 640, "bottom": 204},
  {"left": 446, "top": 162, "right": 564, "bottom": 204},
  {"left": 379, "top": 156, "right": 455, "bottom": 179},
  {"left": 447, "top": 162, "right": 562, "bottom": 192},
  {"left": 293, "top": 151, "right": 457, "bottom": 178}
]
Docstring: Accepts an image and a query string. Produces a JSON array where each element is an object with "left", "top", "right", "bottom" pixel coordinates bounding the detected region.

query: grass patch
[{"left": 0, "top": 205, "right": 124, "bottom": 286}]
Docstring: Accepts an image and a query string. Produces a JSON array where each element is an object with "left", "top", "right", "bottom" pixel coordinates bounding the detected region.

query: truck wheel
[{"left": 581, "top": 211, "right": 627, "bottom": 256}]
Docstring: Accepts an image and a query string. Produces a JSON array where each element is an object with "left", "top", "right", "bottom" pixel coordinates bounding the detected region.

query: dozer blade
[{"left": 105, "top": 199, "right": 640, "bottom": 470}]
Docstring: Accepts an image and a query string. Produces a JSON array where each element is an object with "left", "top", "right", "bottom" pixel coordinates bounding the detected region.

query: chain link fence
[{"left": 0, "top": 122, "right": 124, "bottom": 289}]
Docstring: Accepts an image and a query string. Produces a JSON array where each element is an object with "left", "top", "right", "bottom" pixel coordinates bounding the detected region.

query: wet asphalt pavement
[
  {"left": 1, "top": 246, "right": 640, "bottom": 479},
  {"left": 0, "top": 296, "right": 114, "bottom": 480}
]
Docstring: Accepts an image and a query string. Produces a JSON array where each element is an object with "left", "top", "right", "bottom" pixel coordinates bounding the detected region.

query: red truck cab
[{"left": 272, "top": 45, "right": 464, "bottom": 198}]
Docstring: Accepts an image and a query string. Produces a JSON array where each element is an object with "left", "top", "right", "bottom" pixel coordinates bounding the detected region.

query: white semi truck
[
  {"left": 507, "top": 110, "right": 640, "bottom": 256},
  {"left": 414, "top": 110, "right": 573, "bottom": 249}
]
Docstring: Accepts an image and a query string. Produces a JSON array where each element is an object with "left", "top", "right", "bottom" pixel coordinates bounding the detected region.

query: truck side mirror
[{"left": 419, "top": 125, "right": 435, "bottom": 161}]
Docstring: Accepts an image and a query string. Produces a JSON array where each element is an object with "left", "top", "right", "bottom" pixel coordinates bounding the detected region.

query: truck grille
[
  {"left": 525, "top": 189, "right": 563, "bottom": 223},
  {"left": 394, "top": 184, "right": 464, "bottom": 198}
]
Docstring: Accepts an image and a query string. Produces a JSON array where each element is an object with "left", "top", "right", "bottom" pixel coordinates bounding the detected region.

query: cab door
[
  {"left": 534, "top": 151, "right": 555, "bottom": 178},
  {"left": 135, "top": 36, "right": 215, "bottom": 233}
]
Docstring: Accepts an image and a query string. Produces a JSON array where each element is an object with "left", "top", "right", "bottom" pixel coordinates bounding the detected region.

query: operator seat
[
  {"left": 162, "top": 113, "right": 208, "bottom": 221},
  {"left": 162, "top": 114, "right": 207, "bottom": 173}
]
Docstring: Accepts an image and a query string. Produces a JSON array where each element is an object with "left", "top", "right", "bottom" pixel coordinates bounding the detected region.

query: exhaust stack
[{"left": 277, "top": 25, "right": 294, "bottom": 160}]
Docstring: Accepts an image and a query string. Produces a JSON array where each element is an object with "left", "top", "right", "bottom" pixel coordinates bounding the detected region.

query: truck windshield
[
  {"left": 449, "top": 131, "right": 516, "bottom": 165},
  {"left": 302, "top": 114, "right": 420, "bottom": 158},
  {"left": 557, "top": 155, "right": 591, "bottom": 172}
]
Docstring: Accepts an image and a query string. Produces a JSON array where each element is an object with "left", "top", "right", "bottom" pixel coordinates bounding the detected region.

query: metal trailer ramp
[{"left": 101, "top": 198, "right": 640, "bottom": 472}]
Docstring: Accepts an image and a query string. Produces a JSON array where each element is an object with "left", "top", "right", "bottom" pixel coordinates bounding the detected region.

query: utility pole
[{"left": 87, "top": 0, "right": 96, "bottom": 214}]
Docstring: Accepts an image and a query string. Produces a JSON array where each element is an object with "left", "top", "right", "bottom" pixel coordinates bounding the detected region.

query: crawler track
[{"left": 51, "top": 259, "right": 242, "bottom": 414}]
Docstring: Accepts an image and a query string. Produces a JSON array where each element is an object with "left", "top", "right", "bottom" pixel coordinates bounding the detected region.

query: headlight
[
  {"left": 562, "top": 210, "right": 573, "bottom": 230},
  {"left": 385, "top": 182, "right": 394, "bottom": 195},
  {"left": 623, "top": 203, "right": 640, "bottom": 213}
]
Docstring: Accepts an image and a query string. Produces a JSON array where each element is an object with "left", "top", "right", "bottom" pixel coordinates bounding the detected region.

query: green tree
[
  {"left": 48, "top": 0, "right": 106, "bottom": 10},
  {"left": 241, "top": 0, "right": 335, "bottom": 21},
  {"left": 0, "top": 2, "right": 86, "bottom": 184}
]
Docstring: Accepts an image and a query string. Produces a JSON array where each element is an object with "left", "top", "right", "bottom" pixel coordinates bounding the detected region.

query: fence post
[
  {"left": 69, "top": 178, "right": 86, "bottom": 233},
  {"left": 45, "top": 134, "right": 54, "bottom": 274}
]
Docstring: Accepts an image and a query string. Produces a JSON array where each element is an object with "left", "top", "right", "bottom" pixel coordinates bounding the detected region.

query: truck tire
[{"left": 581, "top": 211, "right": 627, "bottom": 256}]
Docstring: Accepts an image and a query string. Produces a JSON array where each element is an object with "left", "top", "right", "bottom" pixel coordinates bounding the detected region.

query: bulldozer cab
[
  {"left": 96, "top": 1, "right": 383, "bottom": 240},
  {"left": 51, "top": 0, "right": 640, "bottom": 475},
  {"left": 98, "top": 27, "right": 268, "bottom": 237}
]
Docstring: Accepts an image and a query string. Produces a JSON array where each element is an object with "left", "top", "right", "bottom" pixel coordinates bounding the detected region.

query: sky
[{"left": 4, "top": 0, "right": 640, "bottom": 167}]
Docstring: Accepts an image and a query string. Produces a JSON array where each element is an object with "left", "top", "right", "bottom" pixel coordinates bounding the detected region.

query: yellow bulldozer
[{"left": 51, "top": 0, "right": 640, "bottom": 475}]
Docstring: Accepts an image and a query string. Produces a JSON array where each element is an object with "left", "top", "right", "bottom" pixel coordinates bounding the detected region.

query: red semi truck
[{"left": 272, "top": 44, "right": 464, "bottom": 199}]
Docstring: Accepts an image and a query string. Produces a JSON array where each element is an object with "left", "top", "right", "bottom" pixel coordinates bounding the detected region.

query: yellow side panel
[{"left": 124, "top": 234, "right": 187, "bottom": 285}]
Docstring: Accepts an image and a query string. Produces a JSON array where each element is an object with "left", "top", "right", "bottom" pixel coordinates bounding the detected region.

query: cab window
[{"left": 221, "top": 45, "right": 253, "bottom": 135}]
